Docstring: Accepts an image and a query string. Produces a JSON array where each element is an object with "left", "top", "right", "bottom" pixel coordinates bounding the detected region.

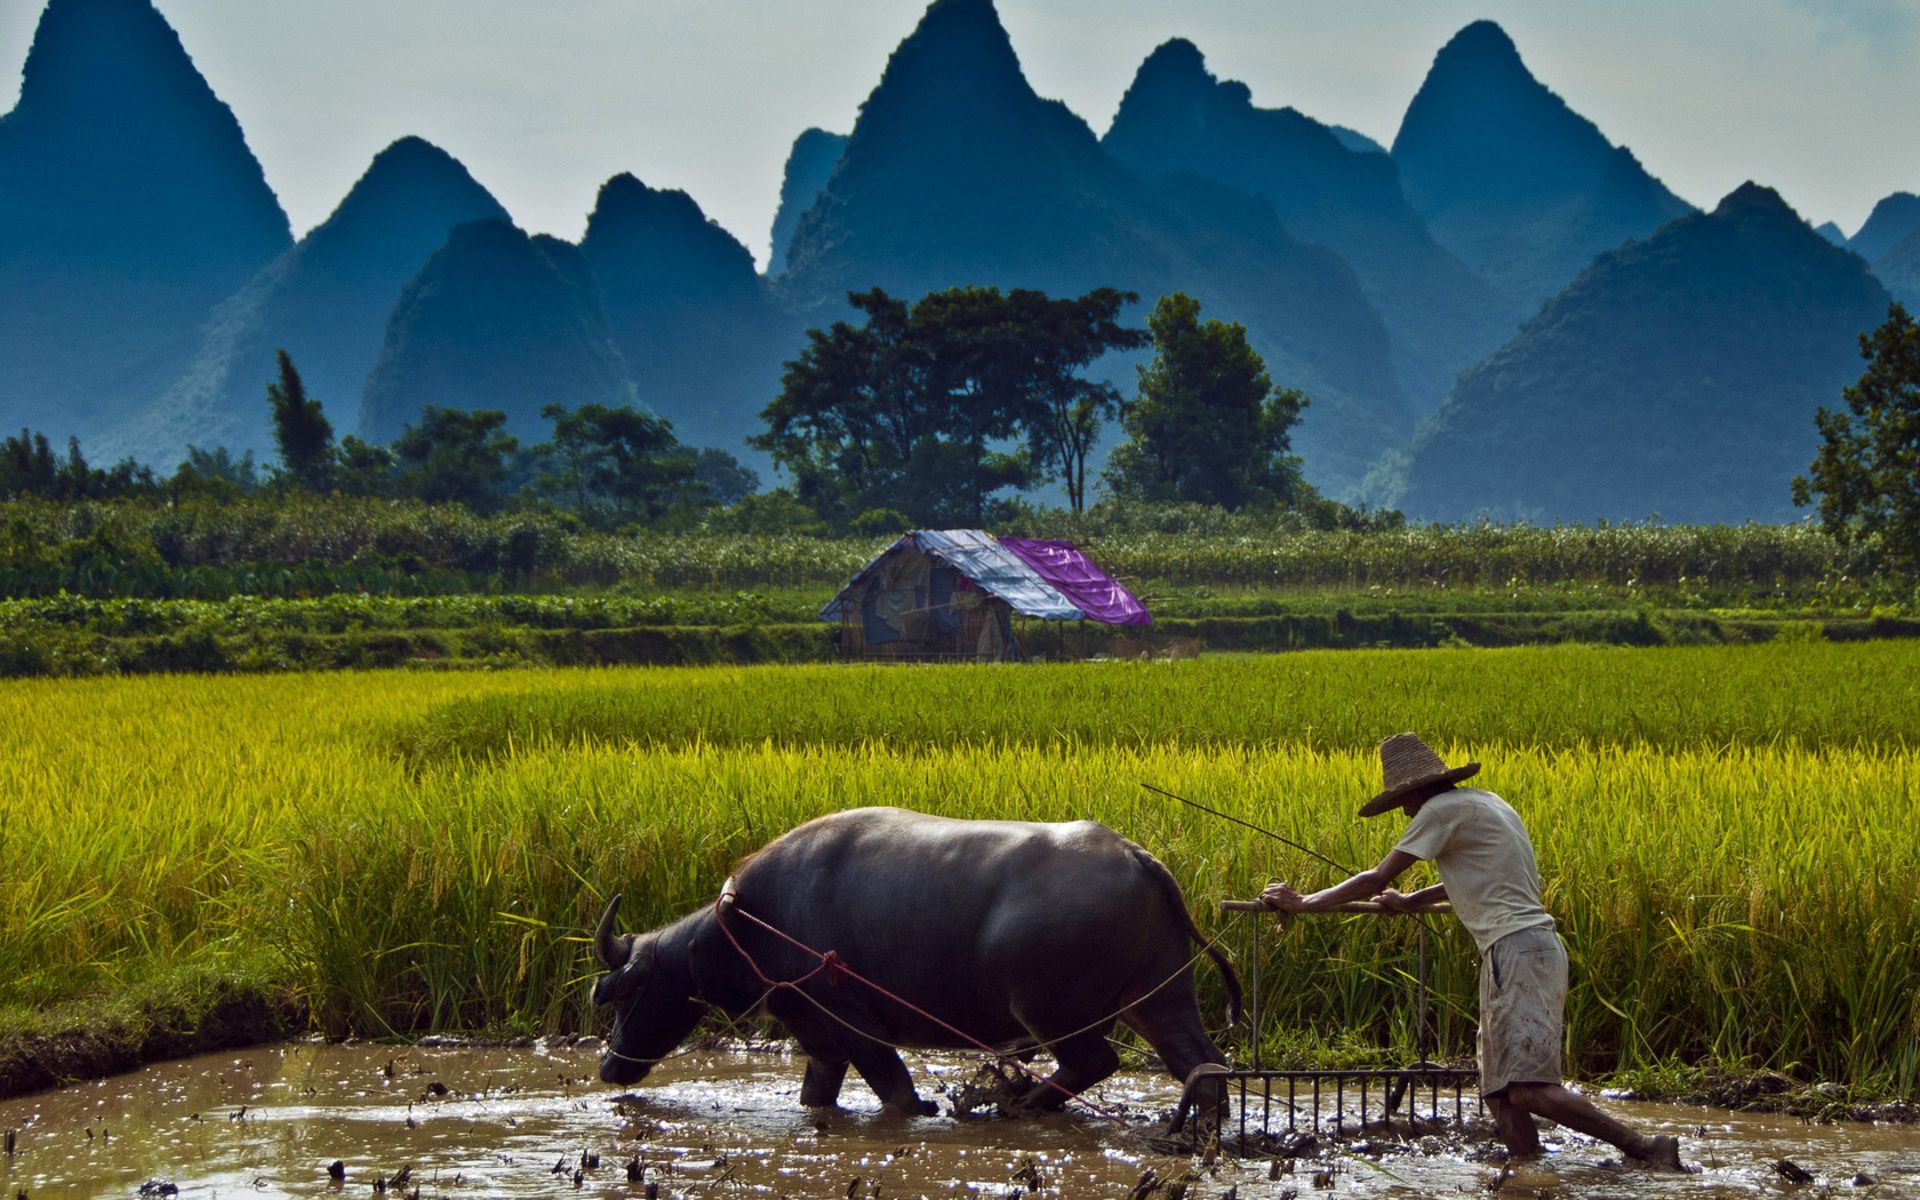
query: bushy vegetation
[
  {"left": 2, "top": 645, "right": 1916, "bottom": 1098},
  {"left": 0, "top": 495, "right": 1886, "bottom": 597}
]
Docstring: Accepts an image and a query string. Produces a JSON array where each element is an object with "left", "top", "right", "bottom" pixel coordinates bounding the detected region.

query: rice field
[{"left": 2, "top": 642, "right": 1916, "bottom": 1096}]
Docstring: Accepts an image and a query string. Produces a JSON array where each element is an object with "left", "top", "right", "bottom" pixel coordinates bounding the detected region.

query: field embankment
[
  {"left": 4, "top": 504, "right": 1917, "bottom": 673},
  {"left": 1, "top": 643, "right": 1915, "bottom": 1107}
]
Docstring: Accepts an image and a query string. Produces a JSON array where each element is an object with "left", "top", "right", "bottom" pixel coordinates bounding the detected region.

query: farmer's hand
[
  {"left": 1261, "top": 881, "right": 1309, "bottom": 913},
  {"left": 1373, "top": 888, "right": 1418, "bottom": 913}
]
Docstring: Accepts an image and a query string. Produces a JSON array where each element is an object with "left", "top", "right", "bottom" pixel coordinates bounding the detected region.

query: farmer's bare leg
[
  {"left": 1485, "top": 1095, "right": 1542, "bottom": 1157},
  {"left": 1505, "top": 1082, "right": 1682, "bottom": 1169}
]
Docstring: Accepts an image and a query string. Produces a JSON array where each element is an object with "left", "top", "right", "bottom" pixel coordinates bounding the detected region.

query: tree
[
  {"left": 1018, "top": 287, "right": 1146, "bottom": 514},
  {"left": 2, "top": 430, "right": 152, "bottom": 500},
  {"left": 536, "top": 402, "right": 702, "bottom": 526},
  {"left": 335, "top": 436, "right": 397, "bottom": 498},
  {"left": 266, "top": 349, "right": 335, "bottom": 492},
  {"left": 1792, "top": 303, "right": 1920, "bottom": 572},
  {"left": 166, "top": 445, "right": 259, "bottom": 499},
  {"left": 391, "top": 407, "right": 519, "bottom": 512},
  {"left": 691, "top": 448, "right": 760, "bottom": 508},
  {"left": 1102, "top": 292, "right": 1309, "bottom": 511},
  {"left": 754, "top": 288, "right": 930, "bottom": 526},
  {"left": 755, "top": 285, "right": 1141, "bottom": 526}
]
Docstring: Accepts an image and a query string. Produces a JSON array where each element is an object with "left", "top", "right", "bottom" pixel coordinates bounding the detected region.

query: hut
[{"left": 819, "top": 530, "right": 1149, "bottom": 662}]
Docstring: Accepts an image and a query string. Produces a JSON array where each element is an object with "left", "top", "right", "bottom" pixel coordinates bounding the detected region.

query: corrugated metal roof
[
  {"left": 817, "top": 529, "right": 1084, "bottom": 622},
  {"left": 913, "top": 529, "right": 1084, "bottom": 620}
]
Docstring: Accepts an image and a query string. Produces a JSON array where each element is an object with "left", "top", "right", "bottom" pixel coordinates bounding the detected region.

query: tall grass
[{"left": 1, "top": 645, "right": 1915, "bottom": 1094}]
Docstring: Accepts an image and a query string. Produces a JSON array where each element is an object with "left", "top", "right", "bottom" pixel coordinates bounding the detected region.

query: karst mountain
[
  {"left": 1, "top": 0, "right": 1912, "bottom": 522},
  {"left": 1394, "top": 184, "right": 1892, "bottom": 524}
]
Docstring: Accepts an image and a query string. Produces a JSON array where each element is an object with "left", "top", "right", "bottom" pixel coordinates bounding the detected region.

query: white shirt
[{"left": 1393, "top": 787, "right": 1555, "bottom": 953}]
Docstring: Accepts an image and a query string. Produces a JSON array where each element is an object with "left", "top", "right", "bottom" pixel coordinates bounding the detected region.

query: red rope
[{"left": 712, "top": 893, "right": 1118, "bottom": 1116}]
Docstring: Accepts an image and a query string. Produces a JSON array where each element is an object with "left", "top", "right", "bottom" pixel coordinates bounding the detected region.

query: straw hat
[{"left": 1358, "top": 733, "right": 1480, "bottom": 817}]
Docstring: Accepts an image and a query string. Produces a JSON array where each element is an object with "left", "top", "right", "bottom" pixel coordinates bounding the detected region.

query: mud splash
[{"left": 0, "top": 1043, "right": 1913, "bottom": 1198}]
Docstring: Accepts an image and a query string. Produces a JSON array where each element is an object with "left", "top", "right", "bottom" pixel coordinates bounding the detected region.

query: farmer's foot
[{"left": 1628, "top": 1134, "right": 1685, "bottom": 1171}]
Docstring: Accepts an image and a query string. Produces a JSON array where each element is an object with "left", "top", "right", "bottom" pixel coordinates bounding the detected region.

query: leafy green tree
[
  {"left": 2, "top": 429, "right": 152, "bottom": 500},
  {"left": 335, "top": 436, "right": 397, "bottom": 498},
  {"left": 1102, "top": 292, "right": 1309, "bottom": 511},
  {"left": 1018, "top": 287, "right": 1146, "bottom": 513},
  {"left": 1792, "top": 303, "right": 1920, "bottom": 572},
  {"left": 691, "top": 448, "right": 760, "bottom": 508},
  {"left": 166, "top": 445, "right": 259, "bottom": 499},
  {"left": 391, "top": 407, "right": 519, "bottom": 513},
  {"left": 755, "top": 288, "right": 927, "bottom": 526},
  {"left": 536, "top": 403, "right": 701, "bottom": 525},
  {"left": 265, "top": 350, "right": 335, "bottom": 492},
  {"left": 755, "top": 285, "right": 1141, "bottom": 526}
]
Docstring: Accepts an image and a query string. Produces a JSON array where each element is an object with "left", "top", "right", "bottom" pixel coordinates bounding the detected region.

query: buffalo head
[{"left": 590, "top": 894, "right": 706, "bottom": 1085}]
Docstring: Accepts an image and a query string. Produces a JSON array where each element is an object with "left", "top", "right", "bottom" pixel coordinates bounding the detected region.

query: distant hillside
[
  {"left": 359, "top": 220, "right": 634, "bottom": 443},
  {"left": 767, "top": 128, "right": 848, "bottom": 276},
  {"left": 0, "top": 0, "right": 290, "bottom": 453},
  {"left": 1849, "top": 192, "right": 1920, "bottom": 263},
  {"left": 581, "top": 173, "right": 796, "bottom": 451},
  {"left": 776, "top": 0, "right": 1409, "bottom": 492},
  {"left": 125, "top": 136, "right": 508, "bottom": 464},
  {"left": 1396, "top": 184, "right": 1892, "bottom": 524},
  {"left": 1392, "top": 21, "right": 1693, "bottom": 319},
  {"left": 1877, "top": 228, "right": 1920, "bottom": 311},
  {"left": 1103, "top": 37, "right": 1516, "bottom": 415},
  {"left": 1815, "top": 221, "right": 1847, "bottom": 246}
]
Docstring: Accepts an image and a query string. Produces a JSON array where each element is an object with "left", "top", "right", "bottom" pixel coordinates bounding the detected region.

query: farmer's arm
[
  {"left": 1262, "top": 849, "right": 1420, "bottom": 913},
  {"left": 1376, "top": 882, "right": 1446, "bottom": 911}
]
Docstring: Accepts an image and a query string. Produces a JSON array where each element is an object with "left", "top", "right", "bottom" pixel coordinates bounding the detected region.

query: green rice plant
[{"left": 0, "top": 644, "right": 1915, "bottom": 1094}]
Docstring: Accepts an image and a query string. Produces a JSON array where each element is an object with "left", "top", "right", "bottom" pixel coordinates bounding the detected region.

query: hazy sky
[{"left": 4, "top": 0, "right": 1917, "bottom": 268}]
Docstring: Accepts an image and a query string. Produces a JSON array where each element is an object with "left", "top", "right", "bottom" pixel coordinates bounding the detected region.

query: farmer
[{"left": 1260, "top": 733, "right": 1683, "bottom": 1171}]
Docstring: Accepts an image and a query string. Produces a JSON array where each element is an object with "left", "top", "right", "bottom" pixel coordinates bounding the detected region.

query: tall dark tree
[
  {"left": 1019, "top": 287, "right": 1147, "bottom": 513},
  {"left": 265, "top": 349, "right": 335, "bottom": 491},
  {"left": 1792, "top": 304, "right": 1920, "bottom": 572},
  {"left": 1103, "top": 292, "right": 1309, "bottom": 511},
  {"left": 910, "top": 286, "right": 1041, "bottom": 524},
  {"left": 754, "top": 288, "right": 935, "bottom": 525},
  {"left": 390, "top": 406, "right": 518, "bottom": 513}
]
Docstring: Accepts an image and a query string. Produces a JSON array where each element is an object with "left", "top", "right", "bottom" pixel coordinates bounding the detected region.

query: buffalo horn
[{"left": 594, "top": 894, "right": 634, "bottom": 969}]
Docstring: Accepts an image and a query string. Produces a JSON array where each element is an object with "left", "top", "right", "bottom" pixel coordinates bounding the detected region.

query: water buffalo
[{"left": 591, "top": 806, "right": 1241, "bottom": 1115}]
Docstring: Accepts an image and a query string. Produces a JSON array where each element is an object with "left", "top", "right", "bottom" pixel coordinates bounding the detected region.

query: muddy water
[{"left": 0, "top": 1043, "right": 1914, "bottom": 1199}]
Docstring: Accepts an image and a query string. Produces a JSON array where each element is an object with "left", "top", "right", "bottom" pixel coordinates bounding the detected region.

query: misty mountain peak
[
  {"left": 769, "top": 128, "right": 849, "bottom": 276},
  {"left": 583, "top": 172, "right": 758, "bottom": 287},
  {"left": 1711, "top": 180, "right": 1799, "bottom": 223},
  {"left": 1393, "top": 18, "right": 1690, "bottom": 313},
  {"left": 856, "top": 0, "right": 1051, "bottom": 145},
  {"left": 15, "top": 0, "right": 214, "bottom": 120},
  {"left": 312, "top": 136, "right": 508, "bottom": 252},
  {"left": 1850, "top": 192, "right": 1920, "bottom": 263},
  {"left": 1133, "top": 37, "right": 1209, "bottom": 89},
  {"left": 1431, "top": 20, "right": 1528, "bottom": 79}
]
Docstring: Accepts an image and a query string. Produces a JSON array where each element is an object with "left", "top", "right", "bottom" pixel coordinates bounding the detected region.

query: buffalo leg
[
  {"left": 776, "top": 1006, "right": 859, "bottom": 1111},
  {"left": 799, "top": 1055, "right": 849, "bottom": 1108},
  {"left": 1015, "top": 1025, "right": 1119, "bottom": 1110},
  {"left": 1121, "top": 989, "right": 1231, "bottom": 1114},
  {"left": 844, "top": 1041, "right": 937, "bottom": 1116}
]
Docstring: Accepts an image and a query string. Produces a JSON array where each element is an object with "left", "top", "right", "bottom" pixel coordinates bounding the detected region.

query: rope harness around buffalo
[{"left": 691, "top": 884, "right": 1243, "bottom": 1119}]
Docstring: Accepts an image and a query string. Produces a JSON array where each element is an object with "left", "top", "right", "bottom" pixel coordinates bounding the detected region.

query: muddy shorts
[{"left": 1477, "top": 925, "right": 1567, "bottom": 1098}]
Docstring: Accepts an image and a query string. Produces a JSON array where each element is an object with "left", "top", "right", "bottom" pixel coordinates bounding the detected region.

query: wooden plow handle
[{"left": 1222, "top": 898, "right": 1452, "bottom": 929}]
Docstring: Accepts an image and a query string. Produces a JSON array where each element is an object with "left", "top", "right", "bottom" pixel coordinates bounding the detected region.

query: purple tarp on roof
[{"left": 997, "top": 538, "right": 1151, "bottom": 626}]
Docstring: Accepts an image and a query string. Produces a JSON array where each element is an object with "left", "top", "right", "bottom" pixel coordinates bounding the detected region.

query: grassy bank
[
  {"left": 4, "top": 585, "right": 1916, "bottom": 677},
  {"left": 1, "top": 643, "right": 1915, "bottom": 1101}
]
